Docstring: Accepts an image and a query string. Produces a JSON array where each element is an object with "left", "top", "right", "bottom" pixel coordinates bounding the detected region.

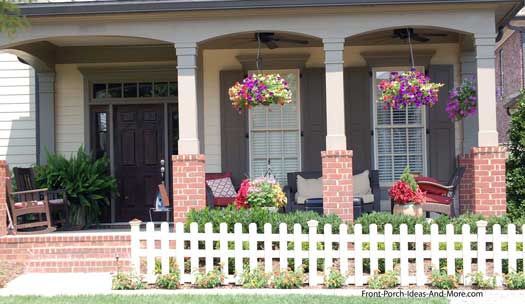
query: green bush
[
  {"left": 468, "top": 271, "right": 496, "bottom": 289},
  {"left": 354, "top": 212, "right": 430, "bottom": 234},
  {"left": 194, "top": 267, "right": 224, "bottom": 288},
  {"left": 35, "top": 147, "right": 117, "bottom": 228},
  {"left": 154, "top": 257, "right": 178, "bottom": 275},
  {"left": 186, "top": 205, "right": 342, "bottom": 233},
  {"left": 324, "top": 268, "right": 346, "bottom": 289},
  {"left": 367, "top": 270, "right": 399, "bottom": 289},
  {"left": 272, "top": 268, "right": 305, "bottom": 289},
  {"left": 507, "top": 90, "right": 525, "bottom": 220},
  {"left": 428, "top": 269, "right": 459, "bottom": 289},
  {"left": 239, "top": 265, "right": 271, "bottom": 288},
  {"left": 156, "top": 273, "right": 181, "bottom": 289},
  {"left": 505, "top": 271, "right": 525, "bottom": 289},
  {"left": 112, "top": 272, "right": 145, "bottom": 290}
]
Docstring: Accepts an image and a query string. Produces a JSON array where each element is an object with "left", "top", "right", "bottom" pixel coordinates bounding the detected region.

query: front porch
[{"left": 0, "top": 2, "right": 510, "bottom": 232}]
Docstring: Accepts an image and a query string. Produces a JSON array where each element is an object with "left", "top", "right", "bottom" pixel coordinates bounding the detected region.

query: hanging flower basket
[
  {"left": 446, "top": 77, "right": 477, "bottom": 121},
  {"left": 234, "top": 176, "right": 287, "bottom": 210},
  {"left": 378, "top": 69, "right": 444, "bottom": 110},
  {"left": 228, "top": 73, "right": 292, "bottom": 113}
]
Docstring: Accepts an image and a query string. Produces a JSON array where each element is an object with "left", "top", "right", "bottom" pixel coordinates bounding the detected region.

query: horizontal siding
[
  {"left": 0, "top": 52, "right": 37, "bottom": 168},
  {"left": 55, "top": 64, "right": 84, "bottom": 157}
]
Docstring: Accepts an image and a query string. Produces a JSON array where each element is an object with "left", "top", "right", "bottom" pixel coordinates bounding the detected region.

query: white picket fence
[{"left": 130, "top": 220, "right": 525, "bottom": 287}]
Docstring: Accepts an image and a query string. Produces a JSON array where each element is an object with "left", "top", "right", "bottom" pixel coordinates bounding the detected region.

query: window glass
[
  {"left": 93, "top": 83, "right": 108, "bottom": 99},
  {"left": 108, "top": 83, "right": 122, "bottom": 98},
  {"left": 139, "top": 82, "right": 153, "bottom": 97},
  {"left": 154, "top": 82, "right": 169, "bottom": 97},
  {"left": 169, "top": 82, "right": 178, "bottom": 97},
  {"left": 123, "top": 83, "right": 138, "bottom": 98}
]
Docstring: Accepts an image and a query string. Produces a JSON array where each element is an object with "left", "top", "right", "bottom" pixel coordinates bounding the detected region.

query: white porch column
[
  {"left": 475, "top": 34, "right": 499, "bottom": 147},
  {"left": 175, "top": 42, "right": 200, "bottom": 154},
  {"left": 323, "top": 38, "right": 347, "bottom": 150}
]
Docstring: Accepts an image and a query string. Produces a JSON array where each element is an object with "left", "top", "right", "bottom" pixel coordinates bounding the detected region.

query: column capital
[
  {"left": 323, "top": 38, "right": 345, "bottom": 50},
  {"left": 323, "top": 38, "right": 345, "bottom": 66}
]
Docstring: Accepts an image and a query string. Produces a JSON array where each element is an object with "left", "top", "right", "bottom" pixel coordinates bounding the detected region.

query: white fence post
[
  {"left": 339, "top": 223, "right": 349, "bottom": 279},
  {"left": 462, "top": 224, "right": 472, "bottom": 286},
  {"left": 477, "top": 220, "right": 488, "bottom": 275},
  {"left": 446, "top": 224, "right": 455, "bottom": 276},
  {"left": 189, "top": 222, "right": 199, "bottom": 282},
  {"left": 204, "top": 223, "right": 213, "bottom": 274},
  {"left": 146, "top": 222, "right": 156, "bottom": 283},
  {"left": 308, "top": 220, "right": 318, "bottom": 287},
  {"left": 415, "top": 224, "right": 425, "bottom": 286},
  {"left": 399, "top": 224, "right": 409, "bottom": 287},
  {"left": 129, "top": 219, "right": 142, "bottom": 275},
  {"left": 493, "top": 224, "right": 502, "bottom": 286},
  {"left": 264, "top": 223, "right": 273, "bottom": 273},
  {"left": 293, "top": 224, "right": 302, "bottom": 271},
  {"left": 175, "top": 222, "right": 185, "bottom": 282},
  {"left": 430, "top": 223, "right": 439, "bottom": 271},
  {"left": 219, "top": 223, "right": 229, "bottom": 277},
  {"left": 508, "top": 224, "right": 517, "bottom": 272},
  {"left": 324, "top": 224, "right": 333, "bottom": 275},
  {"left": 161, "top": 222, "right": 170, "bottom": 275},
  {"left": 354, "top": 224, "right": 363, "bottom": 287},
  {"left": 234, "top": 223, "right": 243, "bottom": 284},
  {"left": 279, "top": 223, "right": 288, "bottom": 270},
  {"left": 384, "top": 224, "right": 393, "bottom": 272},
  {"left": 369, "top": 224, "right": 378, "bottom": 274},
  {"left": 249, "top": 223, "right": 257, "bottom": 270}
]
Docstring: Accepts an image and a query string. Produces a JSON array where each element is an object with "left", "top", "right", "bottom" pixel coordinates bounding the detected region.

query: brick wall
[
  {"left": 321, "top": 150, "right": 354, "bottom": 222},
  {"left": 0, "top": 233, "right": 131, "bottom": 273},
  {"left": 459, "top": 146, "right": 507, "bottom": 216},
  {"left": 495, "top": 31, "right": 523, "bottom": 144},
  {"left": 172, "top": 154, "right": 206, "bottom": 223},
  {"left": 0, "top": 160, "right": 7, "bottom": 237}
]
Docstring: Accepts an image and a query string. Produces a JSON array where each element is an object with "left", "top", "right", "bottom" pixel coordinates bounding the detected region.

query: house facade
[{"left": 0, "top": 0, "right": 520, "bottom": 230}]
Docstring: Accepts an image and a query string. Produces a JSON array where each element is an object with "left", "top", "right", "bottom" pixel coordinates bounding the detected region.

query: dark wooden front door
[{"left": 114, "top": 104, "right": 164, "bottom": 222}]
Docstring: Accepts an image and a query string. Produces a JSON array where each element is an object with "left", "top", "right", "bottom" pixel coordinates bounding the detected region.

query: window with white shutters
[
  {"left": 373, "top": 68, "right": 427, "bottom": 187},
  {"left": 249, "top": 70, "right": 301, "bottom": 185}
]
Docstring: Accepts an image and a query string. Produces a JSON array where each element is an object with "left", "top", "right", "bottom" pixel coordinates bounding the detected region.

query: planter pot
[
  {"left": 393, "top": 203, "right": 423, "bottom": 217},
  {"left": 263, "top": 207, "right": 278, "bottom": 213}
]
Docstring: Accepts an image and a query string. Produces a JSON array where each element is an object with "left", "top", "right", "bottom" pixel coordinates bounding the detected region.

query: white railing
[{"left": 130, "top": 220, "right": 525, "bottom": 287}]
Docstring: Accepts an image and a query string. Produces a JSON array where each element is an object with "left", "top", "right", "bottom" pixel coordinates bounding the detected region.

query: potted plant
[
  {"left": 388, "top": 166, "right": 425, "bottom": 217},
  {"left": 228, "top": 73, "right": 292, "bottom": 113},
  {"left": 234, "top": 176, "right": 287, "bottom": 211},
  {"left": 446, "top": 77, "right": 477, "bottom": 121},
  {"left": 378, "top": 69, "right": 444, "bottom": 110}
]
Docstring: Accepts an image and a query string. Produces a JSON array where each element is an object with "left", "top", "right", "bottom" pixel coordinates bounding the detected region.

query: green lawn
[{"left": 0, "top": 295, "right": 447, "bottom": 304}]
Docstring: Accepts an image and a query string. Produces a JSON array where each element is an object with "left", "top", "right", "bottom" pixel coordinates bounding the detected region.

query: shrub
[
  {"left": 112, "top": 272, "right": 145, "bottom": 290},
  {"left": 505, "top": 271, "right": 525, "bottom": 289},
  {"left": 240, "top": 265, "right": 271, "bottom": 288},
  {"left": 154, "top": 257, "right": 178, "bottom": 275},
  {"left": 428, "top": 269, "right": 459, "bottom": 289},
  {"left": 367, "top": 270, "right": 399, "bottom": 289},
  {"left": 507, "top": 90, "right": 525, "bottom": 220},
  {"left": 272, "top": 268, "right": 305, "bottom": 289},
  {"left": 324, "top": 268, "right": 346, "bottom": 289},
  {"left": 187, "top": 205, "right": 342, "bottom": 234},
  {"left": 156, "top": 273, "right": 181, "bottom": 289},
  {"left": 354, "top": 212, "right": 429, "bottom": 234},
  {"left": 35, "top": 147, "right": 117, "bottom": 228},
  {"left": 468, "top": 271, "right": 496, "bottom": 289},
  {"left": 194, "top": 267, "right": 224, "bottom": 288}
]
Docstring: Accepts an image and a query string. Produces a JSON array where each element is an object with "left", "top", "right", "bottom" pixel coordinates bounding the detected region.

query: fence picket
[
  {"left": 446, "top": 224, "right": 455, "bottom": 276},
  {"left": 508, "top": 224, "right": 517, "bottom": 272},
  {"left": 354, "top": 224, "right": 363, "bottom": 287},
  {"left": 234, "top": 223, "right": 243, "bottom": 284},
  {"left": 384, "top": 224, "right": 393, "bottom": 272},
  {"left": 279, "top": 223, "right": 288, "bottom": 270},
  {"left": 462, "top": 224, "right": 472, "bottom": 286},
  {"left": 264, "top": 223, "right": 273, "bottom": 273},
  {"left": 324, "top": 224, "right": 333, "bottom": 275},
  {"left": 430, "top": 224, "right": 439, "bottom": 271},
  {"left": 308, "top": 220, "right": 318, "bottom": 287},
  {"left": 415, "top": 224, "right": 424, "bottom": 286},
  {"left": 399, "top": 224, "right": 409, "bottom": 287},
  {"left": 369, "top": 224, "right": 378, "bottom": 274},
  {"left": 219, "top": 223, "right": 229, "bottom": 277},
  {"left": 129, "top": 220, "right": 525, "bottom": 288},
  {"left": 293, "top": 224, "right": 302, "bottom": 271}
]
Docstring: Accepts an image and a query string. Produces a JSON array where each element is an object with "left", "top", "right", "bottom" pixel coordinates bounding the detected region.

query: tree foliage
[
  {"left": 506, "top": 90, "right": 525, "bottom": 220},
  {"left": 0, "top": 1, "right": 28, "bottom": 38}
]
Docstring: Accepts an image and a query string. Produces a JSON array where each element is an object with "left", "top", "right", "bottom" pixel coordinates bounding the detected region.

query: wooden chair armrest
[
  {"left": 12, "top": 188, "right": 49, "bottom": 195},
  {"left": 417, "top": 181, "right": 454, "bottom": 190}
]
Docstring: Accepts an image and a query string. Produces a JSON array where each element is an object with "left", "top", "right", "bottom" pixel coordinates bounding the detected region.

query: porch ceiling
[{"left": 46, "top": 36, "right": 168, "bottom": 47}]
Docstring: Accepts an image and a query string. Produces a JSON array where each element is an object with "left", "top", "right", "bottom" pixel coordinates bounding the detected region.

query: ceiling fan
[
  {"left": 392, "top": 28, "right": 448, "bottom": 43},
  {"left": 252, "top": 32, "right": 309, "bottom": 49}
]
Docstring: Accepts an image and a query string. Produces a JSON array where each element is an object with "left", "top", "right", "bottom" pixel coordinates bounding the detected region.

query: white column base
[
  {"left": 477, "top": 130, "right": 499, "bottom": 147},
  {"left": 178, "top": 139, "right": 200, "bottom": 155},
  {"left": 326, "top": 135, "right": 347, "bottom": 151}
]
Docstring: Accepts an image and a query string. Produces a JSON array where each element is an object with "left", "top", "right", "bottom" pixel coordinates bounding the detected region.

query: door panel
[{"left": 114, "top": 104, "right": 164, "bottom": 222}]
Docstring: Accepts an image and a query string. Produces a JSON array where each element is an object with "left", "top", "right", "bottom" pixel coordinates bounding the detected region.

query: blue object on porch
[{"left": 149, "top": 184, "right": 171, "bottom": 222}]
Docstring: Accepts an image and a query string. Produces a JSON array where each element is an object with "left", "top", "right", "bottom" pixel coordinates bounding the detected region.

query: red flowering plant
[
  {"left": 228, "top": 74, "right": 292, "bottom": 113},
  {"left": 234, "top": 176, "right": 287, "bottom": 210},
  {"left": 388, "top": 166, "right": 426, "bottom": 205}
]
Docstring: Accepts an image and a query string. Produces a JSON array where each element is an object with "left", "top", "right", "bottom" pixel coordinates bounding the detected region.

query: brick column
[
  {"left": 459, "top": 146, "right": 507, "bottom": 216},
  {"left": 172, "top": 154, "right": 206, "bottom": 223},
  {"left": 321, "top": 150, "right": 353, "bottom": 222},
  {"left": 0, "top": 161, "right": 8, "bottom": 236}
]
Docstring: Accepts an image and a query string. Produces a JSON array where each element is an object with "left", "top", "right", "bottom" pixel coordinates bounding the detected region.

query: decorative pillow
[
  {"left": 353, "top": 170, "right": 371, "bottom": 196},
  {"left": 206, "top": 177, "right": 237, "bottom": 198},
  {"left": 416, "top": 176, "right": 448, "bottom": 196},
  {"left": 295, "top": 175, "right": 323, "bottom": 205}
]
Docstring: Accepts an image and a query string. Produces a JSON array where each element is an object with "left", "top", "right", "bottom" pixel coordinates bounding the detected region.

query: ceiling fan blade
[
  {"left": 264, "top": 40, "right": 279, "bottom": 49},
  {"left": 424, "top": 33, "right": 448, "bottom": 37},
  {"left": 412, "top": 35, "right": 430, "bottom": 43},
  {"left": 277, "top": 38, "right": 309, "bottom": 45}
]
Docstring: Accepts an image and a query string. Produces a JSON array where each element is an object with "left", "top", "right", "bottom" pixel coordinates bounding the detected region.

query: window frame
[
  {"left": 371, "top": 66, "right": 428, "bottom": 187},
  {"left": 247, "top": 69, "right": 302, "bottom": 185}
]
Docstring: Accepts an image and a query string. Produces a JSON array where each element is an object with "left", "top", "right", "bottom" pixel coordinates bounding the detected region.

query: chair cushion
[
  {"left": 295, "top": 175, "right": 323, "bottom": 205},
  {"left": 416, "top": 176, "right": 449, "bottom": 196},
  {"left": 49, "top": 199, "right": 64, "bottom": 205},
  {"left": 214, "top": 197, "right": 234, "bottom": 207},
  {"left": 206, "top": 177, "right": 237, "bottom": 198},
  {"left": 353, "top": 170, "right": 371, "bottom": 196},
  {"left": 424, "top": 193, "right": 452, "bottom": 205},
  {"left": 358, "top": 193, "right": 375, "bottom": 204}
]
